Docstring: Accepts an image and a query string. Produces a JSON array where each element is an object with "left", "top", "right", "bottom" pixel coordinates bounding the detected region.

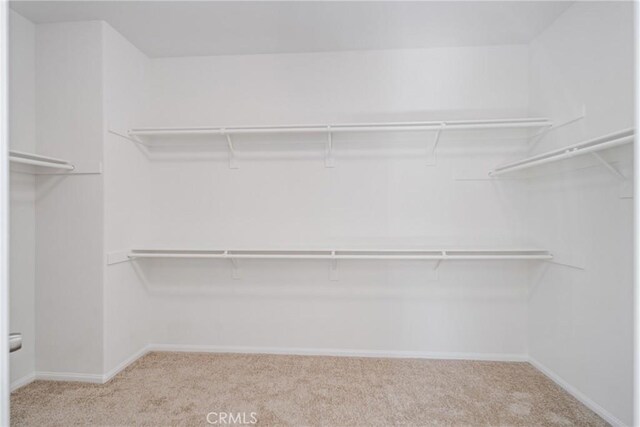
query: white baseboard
[
  {"left": 147, "top": 343, "right": 528, "bottom": 362},
  {"left": 16, "top": 345, "right": 524, "bottom": 391},
  {"left": 10, "top": 372, "right": 36, "bottom": 391},
  {"left": 528, "top": 357, "right": 626, "bottom": 427},
  {"left": 102, "top": 346, "right": 149, "bottom": 383},
  {"left": 35, "top": 371, "right": 103, "bottom": 384},
  {"left": 21, "top": 347, "right": 150, "bottom": 387},
  {"left": 18, "top": 346, "right": 523, "bottom": 391}
]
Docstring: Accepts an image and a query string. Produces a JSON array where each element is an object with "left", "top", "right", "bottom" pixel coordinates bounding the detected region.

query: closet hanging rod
[
  {"left": 489, "top": 128, "right": 634, "bottom": 176},
  {"left": 128, "top": 117, "right": 552, "bottom": 137}
]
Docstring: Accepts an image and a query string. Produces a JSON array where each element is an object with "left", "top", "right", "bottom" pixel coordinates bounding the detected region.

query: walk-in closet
[{"left": 2, "top": 1, "right": 636, "bottom": 425}]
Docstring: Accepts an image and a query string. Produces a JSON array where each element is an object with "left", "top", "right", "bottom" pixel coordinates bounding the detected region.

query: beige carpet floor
[{"left": 11, "top": 352, "right": 606, "bottom": 426}]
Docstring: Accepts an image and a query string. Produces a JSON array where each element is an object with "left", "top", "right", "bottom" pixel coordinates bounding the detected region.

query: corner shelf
[
  {"left": 489, "top": 128, "right": 634, "bottom": 177},
  {"left": 9, "top": 150, "right": 74, "bottom": 173}
]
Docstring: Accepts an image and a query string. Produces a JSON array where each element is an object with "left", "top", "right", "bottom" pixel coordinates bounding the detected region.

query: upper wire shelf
[
  {"left": 113, "top": 117, "right": 553, "bottom": 168},
  {"left": 127, "top": 117, "right": 553, "bottom": 137}
]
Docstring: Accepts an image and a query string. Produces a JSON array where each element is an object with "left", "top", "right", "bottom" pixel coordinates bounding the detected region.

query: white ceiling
[{"left": 10, "top": 1, "right": 573, "bottom": 58}]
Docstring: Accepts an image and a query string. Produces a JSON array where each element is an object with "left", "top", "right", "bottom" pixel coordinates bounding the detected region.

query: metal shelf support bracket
[
  {"left": 433, "top": 251, "right": 446, "bottom": 271},
  {"left": 427, "top": 122, "right": 446, "bottom": 165},
  {"left": 325, "top": 126, "right": 335, "bottom": 168},
  {"left": 589, "top": 152, "right": 627, "bottom": 181},
  {"left": 329, "top": 252, "right": 338, "bottom": 281},
  {"left": 222, "top": 129, "right": 238, "bottom": 169},
  {"left": 528, "top": 106, "right": 586, "bottom": 153},
  {"left": 227, "top": 253, "right": 241, "bottom": 279}
]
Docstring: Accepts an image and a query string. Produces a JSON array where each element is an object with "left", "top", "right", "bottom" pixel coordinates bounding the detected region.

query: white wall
[
  {"left": 10, "top": 17, "right": 138, "bottom": 379},
  {"left": 9, "top": 9, "right": 36, "bottom": 386},
  {"left": 34, "top": 21, "right": 105, "bottom": 375},
  {"left": 145, "top": 46, "right": 529, "bottom": 126},
  {"left": 116, "top": 46, "right": 536, "bottom": 357},
  {"left": 526, "top": 2, "right": 634, "bottom": 425},
  {"left": 103, "top": 24, "right": 151, "bottom": 375}
]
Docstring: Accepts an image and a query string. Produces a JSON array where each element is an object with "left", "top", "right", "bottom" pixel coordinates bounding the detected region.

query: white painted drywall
[
  {"left": 8, "top": 9, "right": 36, "bottom": 387},
  {"left": 526, "top": 2, "right": 634, "bottom": 425},
  {"left": 144, "top": 46, "right": 529, "bottom": 126},
  {"left": 102, "top": 24, "right": 151, "bottom": 375},
  {"left": 110, "top": 45, "right": 536, "bottom": 357},
  {"left": 34, "top": 21, "right": 104, "bottom": 375},
  {"left": 9, "top": 1, "right": 572, "bottom": 58}
]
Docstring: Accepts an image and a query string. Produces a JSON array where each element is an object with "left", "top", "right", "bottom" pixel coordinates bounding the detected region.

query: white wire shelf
[
  {"left": 128, "top": 117, "right": 552, "bottom": 138},
  {"left": 9, "top": 150, "right": 74, "bottom": 172},
  {"left": 126, "top": 248, "right": 553, "bottom": 261},
  {"left": 117, "top": 117, "right": 553, "bottom": 168},
  {"left": 489, "top": 128, "right": 634, "bottom": 177},
  {"left": 109, "top": 247, "right": 552, "bottom": 280}
]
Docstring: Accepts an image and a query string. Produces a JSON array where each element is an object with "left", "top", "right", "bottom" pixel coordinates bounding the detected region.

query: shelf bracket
[
  {"left": 433, "top": 251, "right": 446, "bottom": 271},
  {"left": 528, "top": 107, "right": 585, "bottom": 153},
  {"left": 222, "top": 129, "right": 238, "bottom": 169},
  {"left": 325, "top": 126, "right": 335, "bottom": 168},
  {"left": 227, "top": 254, "right": 242, "bottom": 279},
  {"left": 106, "top": 250, "right": 132, "bottom": 265},
  {"left": 427, "top": 123, "right": 445, "bottom": 165},
  {"left": 589, "top": 152, "right": 626, "bottom": 181},
  {"left": 107, "top": 129, "right": 146, "bottom": 146},
  {"left": 589, "top": 152, "right": 632, "bottom": 198},
  {"left": 329, "top": 253, "right": 338, "bottom": 281}
]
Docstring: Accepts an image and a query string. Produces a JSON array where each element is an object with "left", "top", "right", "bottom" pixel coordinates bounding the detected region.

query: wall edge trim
[
  {"left": 11, "top": 347, "right": 527, "bottom": 390},
  {"left": 147, "top": 344, "right": 528, "bottom": 362},
  {"left": 35, "top": 371, "right": 103, "bottom": 384},
  {"left": 102, "top": 346, "right": 149, "bottom": 383},
  {"left": 10, "top": 372, "right": 36, "bottom": 391}
]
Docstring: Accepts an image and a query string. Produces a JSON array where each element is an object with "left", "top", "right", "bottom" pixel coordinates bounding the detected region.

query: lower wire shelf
[
  {"left": 126, "top": 248, "right": 553, "bottom": 261},
  {"left": 109, "top": 248, "right": 552, "bottom": 280}
]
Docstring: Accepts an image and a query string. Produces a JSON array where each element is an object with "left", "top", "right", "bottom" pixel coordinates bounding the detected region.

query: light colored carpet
[{"left": 11, "top": 352, "right": 606, "bottom": 426}]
